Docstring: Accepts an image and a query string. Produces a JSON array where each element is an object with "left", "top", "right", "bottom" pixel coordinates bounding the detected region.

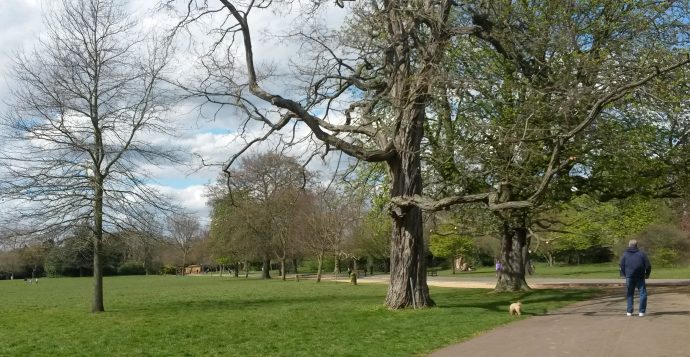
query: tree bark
[
  {"left": 386, "top": 129, "right": 434, "bottom": 308},
  {"left": 280, "top": 258, "right": 286, "bottom": 281},
  {"left": 92, "top": 184, "right": 105, "bottom": 313},
  {"left": 494, "top": 211, "right": 531, "bottom": 292},
  {"left": 333, "top": 255, "right": 341, "bottom": 274},
  {"left": 181, "top": 251, "right": 187, "bottom": 276},
  {"left": 261, "top": 258, "right": 271, "bottom": 279},
  {"left": 316, "top": 252, "right": 323, "bottom": 283}
]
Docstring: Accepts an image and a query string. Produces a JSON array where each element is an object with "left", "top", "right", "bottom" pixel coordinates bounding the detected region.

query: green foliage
[
  {"left": 538, "top": 195, "right": 674, "bottom": 262},
  {"left": 117, "top": 261, "right": 146, "bottom": 276},
  {"left": 161, "top": 264, "right": 176, "bottom": 275},
  {"left": 0, "top": 276, "right": 598, "bottom": 356},
  {"left": 626, "top": 224, "right": 690, "bottom": 267},
  {"left": 429, "top": 228, "right": 475, "bottom": 261},
  {"left": 300, "top": 257, "right": 335, "bottom": 273},
  {"left": 652, "top": 248, "right": 682, "bottom": 268}
]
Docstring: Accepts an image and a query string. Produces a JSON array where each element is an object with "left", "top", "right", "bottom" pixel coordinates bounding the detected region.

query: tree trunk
[
  {"left": 452, "top": 257, "right": 456, "bottom": 274},
  {"left": 334, "top": 255, "right": 340, "bottom": 274},
  {"left": 244, "top": 261, "right": 249, "bottom": 278},
  {"left": 495, "top": 211, "right": 530, "bottom": 292},
  {"left": 92, "top": 184, "right": 105, "bottom": 313},
  {"left": 280, "top": 258, "right": 286, "bottom": 281},
  {"left": 181, "top": 252, "right": 187, "bottom": 276},
  {"left": 293, "top": 258, "right": 298, "bottom": 275},
  {"left": 316, "top": 252, "right": 323, "bottom": 283},
  {"left": 261, "top": 258, "right": 271, "bottom": 279},
  {"left": 386, "top": 132, "right": 433, "bottom": 308},
  {"left": 234, "top": 262, "right": 239, "bottom": 278}
]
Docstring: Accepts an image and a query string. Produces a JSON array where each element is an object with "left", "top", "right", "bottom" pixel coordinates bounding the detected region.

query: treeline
[
  {"left": 0, "top": 225, "right": 210, "bottom": 280},
  {"left": 428, "top": 197, "right": 690, "bottom": 272}
]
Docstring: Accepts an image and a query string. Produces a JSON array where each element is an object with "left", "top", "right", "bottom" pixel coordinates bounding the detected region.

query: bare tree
[
  {"left": 300, "top": 187, "right": 362, "bottom": 282},
  {"left": 0, "top": 0, "right": 176, "bottom": 312},
  {"left": 167, "top": 214, "right": 201, "bottom": 274},
  {"left": 166, "top": 0, "right": 478, "bottom": 309},
  {"left": 229, "top": 153, "right": 310, "bottom": 279}
]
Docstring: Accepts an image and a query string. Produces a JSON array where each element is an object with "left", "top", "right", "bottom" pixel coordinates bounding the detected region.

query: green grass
[
  {"left": 0, "top": 276, "right": 598, "bottom": 356},
  {"left": 530, "top": 262, "right": 690, "bottom": 278},
  {"left": 434, "top": 263, "right": 690, "bottom": 279}
]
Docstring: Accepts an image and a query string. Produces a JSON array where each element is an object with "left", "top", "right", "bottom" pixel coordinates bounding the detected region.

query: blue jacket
[{"left": 620, "top": 247, "right": 651, "bottom": 279}]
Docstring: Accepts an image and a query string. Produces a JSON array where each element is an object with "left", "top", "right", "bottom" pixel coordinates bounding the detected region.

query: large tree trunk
[
  {"left": 495, "top": 211, "right": 530, "bottom": 292},
  {"left": 386, "top": 122, "right": 433, "bottom": 308},
  {"left": 280, "top": 258, "right": 286, "bottom": 281},
  {"left": 261, "top": 258, "right": 271, "bottom": 279},
  {"left": 92, "top": 184, "right": 105, "bottom": 313}
]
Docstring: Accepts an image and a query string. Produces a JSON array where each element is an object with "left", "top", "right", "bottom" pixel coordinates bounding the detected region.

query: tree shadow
[{"left": 433, "top": 288, "right": 602, "bottom": 314}]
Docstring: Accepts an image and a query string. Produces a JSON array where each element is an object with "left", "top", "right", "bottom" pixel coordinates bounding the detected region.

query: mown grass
[
  {"left": 0, "top": 276, "right": 598, "bottom": 356},
  {"left": 434, "top": 262, "right": 690, "bottom": 279}
]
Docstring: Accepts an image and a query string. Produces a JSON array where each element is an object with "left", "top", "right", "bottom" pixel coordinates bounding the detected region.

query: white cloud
[{"left": 1, "top": 0, "right": 354, "bottom": 226}]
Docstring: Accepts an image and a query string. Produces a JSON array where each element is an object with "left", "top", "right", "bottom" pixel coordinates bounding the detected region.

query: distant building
[{"left": 184, "top": 265, "right": 203, "bottom": 275}]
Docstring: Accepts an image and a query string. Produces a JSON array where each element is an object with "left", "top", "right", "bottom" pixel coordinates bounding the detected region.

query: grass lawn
[
  {"left": 0, "top": 276, "right": 598, "bottom": 356},
  {"left": 434, "top": 263, "right": 690, "bottom": 279}
]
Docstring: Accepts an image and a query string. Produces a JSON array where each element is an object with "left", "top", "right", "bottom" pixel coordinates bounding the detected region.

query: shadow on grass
[
  {"left": 557, "top": 269, "right": 617, "bottom": 276},
  {"left": 432, "top": 288, "right": 602, "bottom": 315}
]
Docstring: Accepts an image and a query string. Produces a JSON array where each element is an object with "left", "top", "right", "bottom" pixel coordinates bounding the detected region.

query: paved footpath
[
  {"left": 348, "top": 275, "right": 690, "bottom": 357},
  {"left": 428, "top": 285, "right": 690, "bottom": 357}
]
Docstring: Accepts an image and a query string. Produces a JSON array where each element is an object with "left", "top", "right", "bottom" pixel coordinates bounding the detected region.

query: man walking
[{"left": 620, "top": 239, "right": 652, "bottom": 316}]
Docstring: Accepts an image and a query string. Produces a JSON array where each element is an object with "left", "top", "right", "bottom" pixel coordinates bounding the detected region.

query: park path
[
  {"left": 428, "top": 285, "right": 690, "bottom": 357},
  {"left": 347, "top": 275, "right": 690, "bottom": 356}
]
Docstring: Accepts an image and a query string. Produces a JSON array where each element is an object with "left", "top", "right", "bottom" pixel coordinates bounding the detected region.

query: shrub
[
  {"left": 118, "top": 261, "right": 146, "bottom": 276},
  {"left": 161, "top": 264, "right": 177, "bottom": 275},
  {"left": 617, "top": 224, "right": 690, "bottom": 267},
  {"left": 652, "top": 247, "right": 681, "bottom": 268}
]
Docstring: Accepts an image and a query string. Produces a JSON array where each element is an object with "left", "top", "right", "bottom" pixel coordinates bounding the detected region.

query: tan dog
[{"left": 509, "top": 302, "right": 522, "bottom": 316}]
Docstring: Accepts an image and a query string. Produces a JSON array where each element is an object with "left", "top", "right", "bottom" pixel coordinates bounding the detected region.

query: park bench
[{"left": 427, "top": 267, "right": 441, "bottom": 276}]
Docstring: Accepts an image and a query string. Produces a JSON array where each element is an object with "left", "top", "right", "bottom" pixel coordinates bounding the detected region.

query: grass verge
[{"left": 0, "top": 276, "right": 598, "bottom": 356}]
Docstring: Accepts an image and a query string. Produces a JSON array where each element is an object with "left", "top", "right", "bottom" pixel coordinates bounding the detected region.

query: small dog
[{"left": 509, "top": 302, "right": 522, "bottom": 316}]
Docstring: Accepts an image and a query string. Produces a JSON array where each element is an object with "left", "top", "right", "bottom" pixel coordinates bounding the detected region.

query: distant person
[
  {"left": 495, "top": 260, "right": 502, "bottom": 277},
  {"left": 620, "top": 239, "right": 652, "bottom": 316}
]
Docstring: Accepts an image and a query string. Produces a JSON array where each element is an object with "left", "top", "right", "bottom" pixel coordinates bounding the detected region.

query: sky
[{"left": 0, "top": 0, "right": 349, "bottom": 226}]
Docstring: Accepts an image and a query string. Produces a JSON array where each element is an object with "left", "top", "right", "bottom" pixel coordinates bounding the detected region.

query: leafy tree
[
  {"left": 208, "top": 192, "right": 256, "bottom": 278},
  {"left": 421, "top": 1, "right": 690, "bottom": 290},
  {"left": 208, "top": 153, "right": 311, "bottom": 279},
  {"left": 168, "top": 0, "right": 689, "bottom": 302},
  {"left": 428, "top": 224, "right": 476, "bottom": 274}
]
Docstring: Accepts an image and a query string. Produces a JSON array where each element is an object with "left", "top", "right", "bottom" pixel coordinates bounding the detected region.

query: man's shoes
[
  {"left": 626, "top": 312, "right": 632, "bottom": 316},
  {"left": 639, "top": 313, "right": 645, "bottom": 317}
]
